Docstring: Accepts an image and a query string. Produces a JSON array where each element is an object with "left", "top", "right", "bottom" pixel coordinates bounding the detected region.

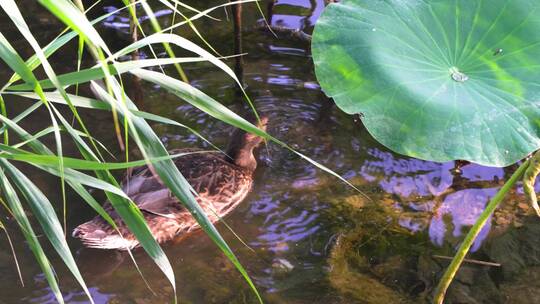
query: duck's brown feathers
[{"left": 73, "top": 148, "right": 254, "bottom": 250}]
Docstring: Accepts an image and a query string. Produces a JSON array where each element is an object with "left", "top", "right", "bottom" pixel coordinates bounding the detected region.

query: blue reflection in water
[
  {"left": 429, "top": 188, "right": 496, "bottom": 252},
  {"left": 360, "top": 148, "right": 506, "bottom": 251},
  {"left": 270, "top": 0, "right": 326, "bottom": 30},
  {"left": 249, "top": 194, "right": 322, "bottom": 252}
]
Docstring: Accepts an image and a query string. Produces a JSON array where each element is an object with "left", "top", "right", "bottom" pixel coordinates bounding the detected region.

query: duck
[{"left": 73, "top": 116, "right": 268, "bottom": 250}]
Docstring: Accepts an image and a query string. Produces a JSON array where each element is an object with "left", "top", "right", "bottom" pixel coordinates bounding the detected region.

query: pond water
[{"left": 0, "top": 1, "right": 539, "bottom": 303}]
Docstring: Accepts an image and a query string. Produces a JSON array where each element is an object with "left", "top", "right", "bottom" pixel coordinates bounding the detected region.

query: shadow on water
[{"left": 0, "top": 1, "right": 539, "bottom": 303}]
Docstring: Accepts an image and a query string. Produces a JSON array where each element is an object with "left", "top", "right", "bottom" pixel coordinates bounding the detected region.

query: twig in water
[{"left": 432, "top": 255, "right": 501, "bottom": 267}]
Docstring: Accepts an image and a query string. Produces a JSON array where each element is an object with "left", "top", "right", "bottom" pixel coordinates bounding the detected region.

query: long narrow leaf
[
  {"left": 1, "top": 91, "right": 173, "bottom": 299},
  {"left": 132, "top": 68, "right": 370, "bottom": 199},
  {"left": 92, "top": 80, "right": 262, "bottom": 302},
  {"left": 110, "top": 33, "right": 260, "bottom": 121},
  {"left": 157, "top": 0, "right": 221, "bottom": 56},
  {"left": 0, "top": 168, "right": 63, "bottom": 303},
  {"left": 0, "top": 32, "right": 40, "bottom": 89},
  {"left": 6, "top": 1, "right": 141, "bottom": 84},
  {"left": 160, "top": 0, "right": 257, "bottom": 34},
  {"left": 0, "top": 114, "right": 129, "bottom": 199},
  {"left": 0, "top": 216, "right": 24, "bottom": 287},
  {"left": 0, "top": 144, "right": 209, "bottom": 170},
  {"left": 1, "top": 160, "right": 95, "bottom": 304},
  {"left": 11, "top": 92, "right": 222, "bottom": 152},
  {"left": 7, "top": 57, "right": 210, "bottom": 91},
  {"left": 138, "top": 0, "right": 187, "bottom": 81},
  {"left": 38, "top": 0, "right": 111, "bottom": 56},
  {"left": 3, "top": 0, "right": 90, "bottom": 257}
]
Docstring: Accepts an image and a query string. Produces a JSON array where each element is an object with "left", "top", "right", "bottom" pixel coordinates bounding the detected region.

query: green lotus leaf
[{"left": 312, "top": 0, "right": 540, "bottom": 167}]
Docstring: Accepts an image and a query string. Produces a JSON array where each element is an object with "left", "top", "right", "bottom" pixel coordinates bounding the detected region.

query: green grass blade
[
  {"left": 165, "top": 0, "right": 221, "bottom": 21},
  {"left": 2, "top": 0, "right": 107, "bottom": 160},
  {"left": 158, "top": 0, "right": 221, "bottom": 56},
  {"left": 138, "top": 0, "right": 188, "bottom": 82},
  {"left": 1, "top": 160, "right": 95, "bottom": 304},
  {"left": 110, "top": 33, "right": 260, "bottom": 121},
  {"left": 38, "top": 0, "right": 112, "bottom": 56},
  {"left": 6, "top": 57, "right": 209, "bottom": 91},
  {"left": 119, "top": 0, "right": 169, "bottom": 79},
  {"left": 160, "top": 0, "right": 257, "bottom": 34},
  {"left": 91, "top": 78, "right": 263, "bottom": 303},
  {"left": 91, "top": 168, "right": 179, "bottom": 301},
  {"left": 0, "top": 15, "right": 73, "bottom": 242},
  {"left": 42, "top": 0, "right": 128, "bottom": 154},
  {"left": 254, "top": 0, "right": 276, "bottom": 37},
  {"left": 1, "top": 139, "right": 160, "bottom": 302},
  {"left": 0, "top": 113, "right": 129, "bottom": 199},
  {"left": 0, "top": 95, "right": 8, "bottom": 144},
  {"left": 11, "top": 91, "right": 222, "bottom": 152},
  {"left": 61, "top": 80, "right": 178, "bottom": 304},
  {"left": 0, "top": 102, "right": 41, "bottom": 135},
  {"left": 0, "top": 168, "right": 63, "bottom": 304},
  {"left": 6, "top": 2, "right": 138, "bottom": 84},
  {"left": 12, "top": 126, "right": 58, "bottom": 149},
  {"left": 111, "top": 33, "right": 240, "bottom": 88},
  {"left": 2, "top": 0, "right": 80, "bottom": 244},
  {"left": 132, "top": 68, "right": 369, "bottom": 199},
  {"left": 0, "top": 216, "right": 24, "bottom": 286},
  {"left": 0, "top": 32, "right": 40, "bottom": 89},
  {"left": 0, "top": 144, "right": 208, "bottom": 170},
  {"left": 1, "top": 94, "right": 171, "bottom": 301},
  {"left": 75, "top": 34, "right": 84, "bottom": 95},
  {"left": 434, "top": 160, "right": 529, "bottom": 303},
  {"left": 131, "top": 110, "right": 223, "bottom": 153}
]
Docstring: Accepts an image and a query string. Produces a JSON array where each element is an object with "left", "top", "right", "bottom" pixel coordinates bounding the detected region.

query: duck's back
[
  {"left": 126, "top": 148, "right": 253, "bottom": 219},
  {"left": 73, "top": 148, "right": 254, "bottom": 249}
]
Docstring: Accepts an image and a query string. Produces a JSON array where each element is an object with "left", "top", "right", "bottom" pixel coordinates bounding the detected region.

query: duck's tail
[{"left": 72, "top": 221, "right": 138, "bottom": 251}]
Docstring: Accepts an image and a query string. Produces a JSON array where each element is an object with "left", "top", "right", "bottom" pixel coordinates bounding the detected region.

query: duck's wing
[
  {"left": 122, "top": 166, "right": 183, "bottom": 219},
  {"left": 174, "top": 154, "right": 253, "bottom": 215},
  {"left": 121, "top": 149, "right": 249, "bottom": 219}
]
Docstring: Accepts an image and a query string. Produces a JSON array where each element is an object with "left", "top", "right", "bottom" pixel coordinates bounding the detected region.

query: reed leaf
[
  {"left": 91, "top": 80, "right": 262, "bottom": 302},
  {"left": 0, "top": 168, "right": 63, "bottom": 303},
  {"left": 0, "top": 105, "right": 178, "bottom": 301},
  {"left": 109, "top": 33, "right": 260, "bottom": 120},
  {"left": 10, "top": 92, "right": 222, "bottom": 153},
  {"left": 7, "top": 57, "right": 210, "bottom": 91},
  {"left": 132, "top": 68, "right": 369, "bottom": 198},
  {"left": 6, "top": 2, "right": 141, "bottom": 84},
  {"left": 0, "top": 144, "right": 208, "bottom": 170},
  {"left": 0, "top": 159, "right": 97, "bottom": 303},
  {"left": 38, "top": 0, "right": 112, "bottom": 56}
]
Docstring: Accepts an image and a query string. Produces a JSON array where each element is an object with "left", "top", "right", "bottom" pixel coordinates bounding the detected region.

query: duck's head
[{"left": 226, "top": 115, "right": 268, "bottom": 172}]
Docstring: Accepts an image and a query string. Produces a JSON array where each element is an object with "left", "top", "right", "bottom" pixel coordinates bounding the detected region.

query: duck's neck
[
  {"left": 225, "top": 130, "right": 258, "bottom": 173},
  {"left": 226, "top": 144, "right": 257, "bottom": 173},
  {"left": 234, "top": 148, "right": 257, "bottom": 172}
]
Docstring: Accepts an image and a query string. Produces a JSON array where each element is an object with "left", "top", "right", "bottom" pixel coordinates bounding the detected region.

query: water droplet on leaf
[{"left": 449, "top": 66, "right": 468, "bottom": 82}]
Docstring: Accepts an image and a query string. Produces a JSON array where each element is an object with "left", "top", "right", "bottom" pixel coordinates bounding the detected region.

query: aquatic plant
[{"left": 312, "top": 0, "right": 540, "bottom": 302}]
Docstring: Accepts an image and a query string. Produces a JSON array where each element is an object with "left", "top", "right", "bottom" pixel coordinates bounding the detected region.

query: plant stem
[
  {"left": 232, "top": 1, "right": 243, "bottom": 83},
  {"left": 433, "top": 159, "right": 530, "bottom": 304}
]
